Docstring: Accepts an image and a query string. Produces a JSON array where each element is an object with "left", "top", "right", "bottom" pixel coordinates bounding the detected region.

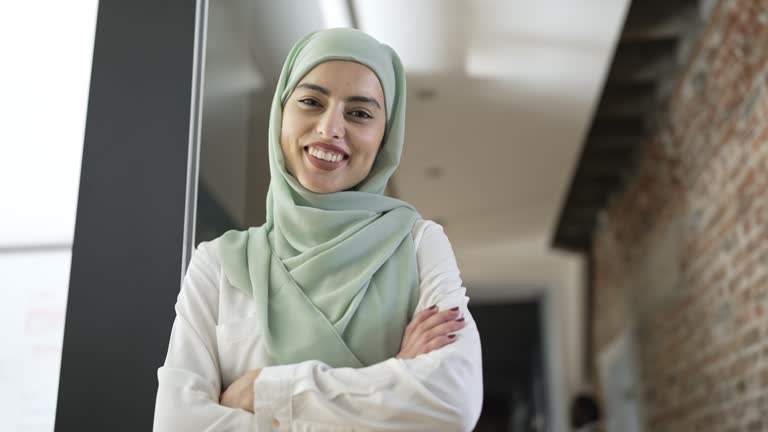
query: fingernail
[
  {"left": 450, "top": 307, "right": 459, "bottom": 311},
  {"left": 428, "top": 304, "right": 437, "bottom": 310},
  {"left": 455, "top": 317, "right": 465, "bottom": 322},
  {"left": 448, "top": 334, "right": 456, "bottom": 339}
]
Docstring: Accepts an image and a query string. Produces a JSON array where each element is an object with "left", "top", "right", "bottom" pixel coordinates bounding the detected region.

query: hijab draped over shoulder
[{"left": 216, "top": 28, "right": 421, "bottom": 368}]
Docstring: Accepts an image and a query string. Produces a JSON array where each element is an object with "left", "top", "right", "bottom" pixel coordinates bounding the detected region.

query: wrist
[{"left": 247, "top": 369, "right": 262, "bottom": 410}]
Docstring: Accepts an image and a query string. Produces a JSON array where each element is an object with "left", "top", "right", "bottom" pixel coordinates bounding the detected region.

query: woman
[{"left": 153, "top": 28, "right": 483, "bottom": 431}]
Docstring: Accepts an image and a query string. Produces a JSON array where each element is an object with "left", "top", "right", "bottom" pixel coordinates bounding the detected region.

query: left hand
[
  {"left": 396, "top": 306, "right": 464, "bottom": 359},
  {"left": 220, "top": 368, "right": 262, "bottom": 412}
]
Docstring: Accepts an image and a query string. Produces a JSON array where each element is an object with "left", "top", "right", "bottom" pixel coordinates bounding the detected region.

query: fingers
[
  {"left": 423, "top": 317, "right": 465, "bottom": 342},
  {"left": 412, "top": 307, "right": 465, "bottom": 348},
  {"left": 404, "top": 305, "right": 439, "bottom": 338},
  {"left": 421, "top": 334, "right": 458, "bottom": 354},
  {"left": 418, "top": 307, "right": 462, "bottom": 335},
  {"left": 398, "top": 305, "right": 467, "bottom": 359}
]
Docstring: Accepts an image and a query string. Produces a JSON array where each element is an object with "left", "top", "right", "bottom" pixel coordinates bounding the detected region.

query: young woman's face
[{"left": 280, "top": 60, "right": 386, "bottom": 194}]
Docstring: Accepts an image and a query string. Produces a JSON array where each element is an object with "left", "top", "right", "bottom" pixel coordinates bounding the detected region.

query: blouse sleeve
[
  {"left": 153, "top": 242, "right": 257, "bottom": 431},
  {"left": 251, "top": 221, "right": 484, "bottom": 431}
]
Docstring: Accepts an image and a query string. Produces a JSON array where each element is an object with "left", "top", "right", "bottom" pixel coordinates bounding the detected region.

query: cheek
[
  {"left": 278, "top": 130, "right": 291, "bottom": 163},
  {"left": 279, "top": 117, "right": 301, "bottom": 174},
  {"left": 358, "top": 125, "right": 386, "bottom": 161},
  {"left": 280, "top": 114, "right": 301, "bottom": 153}
]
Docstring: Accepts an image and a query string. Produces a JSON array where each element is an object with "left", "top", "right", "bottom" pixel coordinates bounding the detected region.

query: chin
[{"left": 301, "top": 178, "right": 346, "bottom": 194}]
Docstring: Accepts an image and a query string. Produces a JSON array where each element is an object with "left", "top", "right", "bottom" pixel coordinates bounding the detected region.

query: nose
[{"left": 316, "top": 105, "right": 345, "bottom": 140}]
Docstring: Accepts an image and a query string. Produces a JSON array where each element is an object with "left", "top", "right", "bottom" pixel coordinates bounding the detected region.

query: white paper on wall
[{"left": 0, "top": 251, "right": 71, "bottom": 432}]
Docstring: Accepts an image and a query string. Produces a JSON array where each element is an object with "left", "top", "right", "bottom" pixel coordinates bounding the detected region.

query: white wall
[
  {"left": 0, "top": 2, "right": 98, "bottom": 430},
  {"left": 457, "top": 242, "right": 586, "bottom": 431}
]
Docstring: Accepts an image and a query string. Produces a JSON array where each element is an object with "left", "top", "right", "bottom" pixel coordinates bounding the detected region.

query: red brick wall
[{"left": 592, "top": 0, "right": 768, "bottom": 430}]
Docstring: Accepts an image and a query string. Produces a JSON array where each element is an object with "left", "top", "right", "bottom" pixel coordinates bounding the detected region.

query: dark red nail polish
[
  {"left": 428, "top": 304, "right": 437, "bottom": 310},
  {"left": 448, "top": 334, "right": 456, "bottom": 339},
  {"left": 450, "top": 306, "right": 459, "bottom": 311},
  {"left": 456, "top": 317, "right": 465, "bottom": 322}
]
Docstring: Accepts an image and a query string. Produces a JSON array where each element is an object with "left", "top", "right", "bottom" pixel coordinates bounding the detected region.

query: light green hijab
[{"left": 216, "top": 28, "right": 421, "bottom": 368}]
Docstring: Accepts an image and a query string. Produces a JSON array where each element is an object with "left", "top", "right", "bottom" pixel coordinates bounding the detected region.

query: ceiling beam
[
  {"left": 587, "top": 116, "right": 647, "bottom": 138},
  {"left": 594, "top": 83, "right": 658, "bottom": 118},
  {"left": 621, "top": 1, "right": 699, "bottom": 40},
  {"left": 553, "top": 0, "right": 700, "bottom": 253},
  {"left": 610, "top": 39, "right": 679, "bottom": 82}
]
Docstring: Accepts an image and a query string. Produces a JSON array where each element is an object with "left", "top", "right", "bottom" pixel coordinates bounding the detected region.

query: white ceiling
[{"left": 352, "top": 0, "right": 630, "bottom": 254}]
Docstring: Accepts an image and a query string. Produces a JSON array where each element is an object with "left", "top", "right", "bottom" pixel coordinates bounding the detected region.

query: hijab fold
[{"left": 216, "top": 28, "right": 421, "bottom": 368}]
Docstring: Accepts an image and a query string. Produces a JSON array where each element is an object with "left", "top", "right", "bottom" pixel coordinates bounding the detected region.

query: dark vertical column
[{"left": 56, "top": 0, "right": 199, "bottom": 430}]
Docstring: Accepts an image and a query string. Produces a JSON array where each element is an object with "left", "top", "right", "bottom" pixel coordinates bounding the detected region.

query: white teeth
[{"left": 308, "top": 147, "right": 345, "bottom": 163}]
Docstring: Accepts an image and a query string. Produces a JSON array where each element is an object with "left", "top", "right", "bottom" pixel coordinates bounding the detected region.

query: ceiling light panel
[
  {"left": 353, "top": 0, "right": 469, "bottom": 73},
  {"left": 320, "top": 0, "right": 354, "bottom": 28}
]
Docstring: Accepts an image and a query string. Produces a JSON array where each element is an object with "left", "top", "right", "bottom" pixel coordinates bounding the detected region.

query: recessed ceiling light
[
  {"left": 425, "top": 165, "right": 443, "bottom": 179},
  {"left": 415, "top": 88, "right": 437, "bottom": 101}
]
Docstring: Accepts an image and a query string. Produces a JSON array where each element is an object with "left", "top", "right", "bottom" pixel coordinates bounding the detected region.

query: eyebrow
[{"left": 297, "top": 83, "right": 382, "bottom": 110}]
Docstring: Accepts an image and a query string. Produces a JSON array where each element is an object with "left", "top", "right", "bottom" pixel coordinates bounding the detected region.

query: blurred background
[{"left": 3, "top": 0, "right": 767, "bottom": 431}]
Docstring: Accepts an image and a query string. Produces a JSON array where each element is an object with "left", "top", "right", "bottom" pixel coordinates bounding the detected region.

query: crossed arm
[
  {"left": 219, "top": 305, "right": 468, "bottom": 412},
  {"left": 153, "top": 221, "right": 483, "bottom": 431}
]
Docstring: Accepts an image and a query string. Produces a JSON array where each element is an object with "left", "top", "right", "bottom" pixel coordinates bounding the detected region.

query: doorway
[{"left": 471, "top": 300, "right": 549, "bottom": 432}]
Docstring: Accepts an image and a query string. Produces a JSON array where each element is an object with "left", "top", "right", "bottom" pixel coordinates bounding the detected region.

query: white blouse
[{"left": 153, "top": 219, "right": 483, "bottom": 431}]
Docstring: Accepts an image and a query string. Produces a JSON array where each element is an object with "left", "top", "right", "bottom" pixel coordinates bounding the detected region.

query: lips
[
  {"left": 304, "top": 146, "right": 348, "bottom": 171},
  {"left": 302, "top": 141, "right": 350, "bottom": 172},
  {"left": 305, "top": 142, "right": 349, "bottom": 158}
]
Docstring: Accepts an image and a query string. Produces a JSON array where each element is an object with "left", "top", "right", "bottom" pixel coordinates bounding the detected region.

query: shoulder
[
  {"left": 412, "top": 218, "right": 440, "bottom": 247},
  {"left": 411, "top": 218, "right": 431, "bottom": 243},
  {"left": 193, "top": 228, "right": 250, "bottom": 269},
  {"left": 412, "top": 218, "right": 454, "bottom": 256},
  {"left": 190, "top": 237, "right": 223, "bottom": 274},
  {"left": 184, "top": 229, "right": 248, "bottom": 291},
  {"left": 411, "top": 218, "right": 460, "bottom": 276},
  {"left": 178, "top": 230, "right": 252, "bottom": 317},
  {"left": 172, "top": 238, "right": 226, "bottom": 324},
  {"left": 410, "top": 219, "right": 467, "bottom": 308},
  {"left": 188, "top": 239, "right": 219, "bottom": 277}
]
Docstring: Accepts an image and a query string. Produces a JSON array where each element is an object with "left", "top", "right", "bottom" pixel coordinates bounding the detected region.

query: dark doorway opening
[{"left": 470, "top": 300, "right": 548, "bottom": 432}]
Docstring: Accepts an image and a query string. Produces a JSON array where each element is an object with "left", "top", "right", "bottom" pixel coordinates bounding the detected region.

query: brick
[{"left": 592, "top": 1, "right": 768, "bottom": 429}]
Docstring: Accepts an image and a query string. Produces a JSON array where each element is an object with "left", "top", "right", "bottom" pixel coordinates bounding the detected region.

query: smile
[
  {"left": 307, "top": 146, "right": 346, "bottom": 162},
  {"left": 303, "top": 145, "right": 349, "bottom": 171}
]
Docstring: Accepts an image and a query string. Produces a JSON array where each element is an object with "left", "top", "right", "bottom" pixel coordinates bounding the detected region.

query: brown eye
[
  {"left": 299, "top": 98, "right": 321, "bottom": 107},
  {"left": 349, "top": 110, "right": 372, "bottom": 119}
]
